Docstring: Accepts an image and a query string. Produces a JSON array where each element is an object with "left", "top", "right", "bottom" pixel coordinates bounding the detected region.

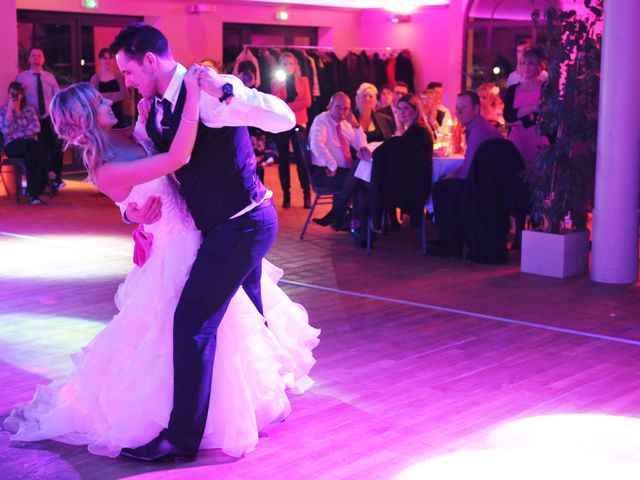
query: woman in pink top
[
  {"left": 271, "top": 52, "right": 312, "bottom": 208},
  {"left": 504, "top": 46, "right": 548, "bottom": 180}
]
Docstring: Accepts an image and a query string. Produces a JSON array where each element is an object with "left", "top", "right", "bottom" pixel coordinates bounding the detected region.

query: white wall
[
  {"left": 16, "top": 0, "right": 362, "bottom": 65},
  {"left": 360, "top": 0, "right": 467, "bottom": 111},
  {"left": 13, "top": 0, "right": 468, "bottom": 109}
]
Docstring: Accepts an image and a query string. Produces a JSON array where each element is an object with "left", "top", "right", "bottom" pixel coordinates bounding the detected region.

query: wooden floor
[{"left": 2, "top": 166, "right": 640, "bottom": 480}]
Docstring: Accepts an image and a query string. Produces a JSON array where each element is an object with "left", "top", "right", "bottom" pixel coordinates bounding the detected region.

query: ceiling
[{"left": 227, "top": 0, "right": 450, "bottom": 12}]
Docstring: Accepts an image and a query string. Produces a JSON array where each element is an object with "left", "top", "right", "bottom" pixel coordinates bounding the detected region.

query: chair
[
  {"left": 365, "top": 136, "right": 430, "bottom": 255},
  {"left": 293, "top": 127, "right": 344, "bottom": 240},
  {"left": 461, "top": 138, "right": 530, "bottom": 263},
  {"left": 2, "top": 156, "right": 28, "bottom": 203},
  {"left": 0, "top": 133, "right": 54, "bottom": 204}
]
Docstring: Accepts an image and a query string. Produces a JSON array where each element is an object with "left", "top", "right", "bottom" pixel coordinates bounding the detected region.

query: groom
[{"left": 110, "top": 23, "right": 295, "bottom": 462}]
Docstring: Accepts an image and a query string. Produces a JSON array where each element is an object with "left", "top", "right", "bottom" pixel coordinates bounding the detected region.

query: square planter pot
[{"left": 521, "top": 229, "right": 590, "bottom": 278}]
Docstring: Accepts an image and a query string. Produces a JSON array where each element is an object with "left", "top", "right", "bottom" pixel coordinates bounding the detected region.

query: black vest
[{"left": 146, "top": 84, "right": 267, "bottom": 232}]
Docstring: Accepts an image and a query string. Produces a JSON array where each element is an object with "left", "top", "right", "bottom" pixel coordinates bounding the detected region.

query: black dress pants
[
  {"left": 274, "top": 127, "right": 310, "bottom": 200},
  {"left": 4, "top": 137, "right": 50, "bottom": 198},
  {"left": 38, "top": 117, "right": 63, "bottom": 182},
  {"left": 165, "top": 201, "right": 278, "bottom": 452}
]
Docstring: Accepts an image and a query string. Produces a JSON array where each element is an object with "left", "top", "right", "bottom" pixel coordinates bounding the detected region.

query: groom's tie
[{"left": 159, "top": 98, "right": 173, "bottom": 146}]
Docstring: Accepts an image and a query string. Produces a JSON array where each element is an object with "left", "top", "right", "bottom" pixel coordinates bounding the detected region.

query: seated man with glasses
[{"left": 430, "top": 90, "right": 501, "bottom": 257}]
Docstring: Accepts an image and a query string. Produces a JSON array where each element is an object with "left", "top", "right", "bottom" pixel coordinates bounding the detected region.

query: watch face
[{"left": 222, "top": 83, "right": 233, "bottom": 95}]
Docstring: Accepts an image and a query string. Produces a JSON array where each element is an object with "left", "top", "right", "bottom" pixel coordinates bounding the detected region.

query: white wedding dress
[{"left": 4, "top": 175, "right": 320, "bottom": 458}]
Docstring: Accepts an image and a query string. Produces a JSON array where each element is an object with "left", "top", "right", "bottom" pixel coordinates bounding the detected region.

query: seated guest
[
  {"left": 311, "top": 85, "right": 393, "bottom": 233},
  {"left": 249, "top": 127, "right": 278, "bottom": 184},
  {"left": 0, "top": 81, "right": 52, "bottom": 204},
  {"left": 314, "top": 94, "right": 433, "bottom": 245},
  {"left": 370, "top": 93, "right": 434, "bottom": 231},
  {"left": 378, "top": 82, "right": 409, "bottom": 134},
  {"left": 396, "top": 93, "right": 434, "bottom": 161},
  {"left": 353, "top": 83, "right": 395, "bottom": 143},
  {"left": 430, "top": 91, "right": 501, "bottom": 256},
  {"left": 425, "top": 81, "right": 453, "bottom": 132},
  {"left": 375, "top": 84, "right": 393, "bottom": 112},
  {"left": 308, "top": 92, "right": 367, "bottom": 194},
  {"left": 476, "top": 82, "right": 506, "bottom": 130}
]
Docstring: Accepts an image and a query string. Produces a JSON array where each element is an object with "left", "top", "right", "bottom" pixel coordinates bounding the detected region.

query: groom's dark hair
[{"left": 110, "top": 23, "right": 170, "bottom": 64}]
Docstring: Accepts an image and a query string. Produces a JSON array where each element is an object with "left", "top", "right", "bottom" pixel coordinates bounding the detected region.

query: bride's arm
[{"left": 95, "top": 65, "right": 202, "bottom": 192}]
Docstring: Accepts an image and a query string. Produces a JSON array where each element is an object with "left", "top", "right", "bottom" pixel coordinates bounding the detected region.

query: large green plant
[{"left": 531, "top": 0, "right": 603, "bottom": 233}]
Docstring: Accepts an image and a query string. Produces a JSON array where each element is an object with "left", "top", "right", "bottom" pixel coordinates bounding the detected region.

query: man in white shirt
[
  {"left": 16, "top": 48, "right": 64, "bottom": 189},
  {"left": 308, "top": 92, "right": 367, "bottom": 191}
]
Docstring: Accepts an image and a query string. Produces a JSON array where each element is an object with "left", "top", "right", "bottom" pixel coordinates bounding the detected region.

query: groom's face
[{"left": 116, "top": 51, "right": 158, "bottom": 99}]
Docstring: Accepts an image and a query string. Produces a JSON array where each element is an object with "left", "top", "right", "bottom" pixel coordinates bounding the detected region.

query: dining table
[{"left": 426, "top": 153, "right": 465, "bottom": 212}]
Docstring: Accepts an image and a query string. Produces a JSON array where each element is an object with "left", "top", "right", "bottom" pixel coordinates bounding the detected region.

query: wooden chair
[{"left": 0, "top": 133, "right": 55, "bottom": 204}]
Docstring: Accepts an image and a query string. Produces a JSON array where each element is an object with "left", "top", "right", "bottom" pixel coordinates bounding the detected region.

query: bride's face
[{"left": 97, "top": 96, "right": 118, "bottom": 130}]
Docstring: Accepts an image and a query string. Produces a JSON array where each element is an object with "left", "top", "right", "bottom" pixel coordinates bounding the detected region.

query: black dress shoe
[
  {"left": 312, "top": 211, "right": 336, "bottom": 227},
  {"left": 120, "top": 432, "right": 196, "bottom": 463}
]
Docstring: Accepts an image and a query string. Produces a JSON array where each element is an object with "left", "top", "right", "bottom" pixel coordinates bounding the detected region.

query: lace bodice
[{"left": 116, "top": 176, "right": 197, "bottom": 242}]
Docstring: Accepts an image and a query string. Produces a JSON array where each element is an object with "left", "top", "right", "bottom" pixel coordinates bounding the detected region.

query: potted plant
[{"left": 520, "top": 0, "right": 603, "bottom": 278}]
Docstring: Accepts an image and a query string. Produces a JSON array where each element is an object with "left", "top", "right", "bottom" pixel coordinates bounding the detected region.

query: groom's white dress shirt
[{"left": 132, "top": 63, "right": 295, "bottom": 218}]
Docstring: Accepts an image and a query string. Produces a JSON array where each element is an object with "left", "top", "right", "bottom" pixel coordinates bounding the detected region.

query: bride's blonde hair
[{"left": 51, "top": 82, "right": 109, "bottom": 183}]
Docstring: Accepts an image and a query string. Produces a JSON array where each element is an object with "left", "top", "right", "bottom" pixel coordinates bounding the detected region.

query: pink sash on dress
[{"left": 132, "top": 225, "right": 153, "bottom": 267}]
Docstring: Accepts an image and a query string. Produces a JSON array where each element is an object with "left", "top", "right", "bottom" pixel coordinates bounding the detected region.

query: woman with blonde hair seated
[{"left": 354, "top": 83, "right": 395, "bottom": 143}]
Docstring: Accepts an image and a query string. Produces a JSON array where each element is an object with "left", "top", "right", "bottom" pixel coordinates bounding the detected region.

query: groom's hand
[{"left": 125, "top": 196, "right": 163, "bottom": 225}]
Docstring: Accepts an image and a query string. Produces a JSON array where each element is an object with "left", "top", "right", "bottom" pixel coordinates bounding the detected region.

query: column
[{"left": 591, "top": 0, "right": 640, "bottom": 284}]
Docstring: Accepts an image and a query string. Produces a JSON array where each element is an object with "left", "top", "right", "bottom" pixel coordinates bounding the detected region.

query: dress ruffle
[{"left": 4, "top": 230, "right": 319, "bottom": 458}]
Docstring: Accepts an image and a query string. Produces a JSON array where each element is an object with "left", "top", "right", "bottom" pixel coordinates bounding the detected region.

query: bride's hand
[
  {"left": 181, "top": 65, "right": 203, "bottom": 123},
  {"left": 197, "top": 66, "right": 226, "bottom": 98},
  {"left": 184, "top": 64, "right": 203, "bottom": 94},
  {"left": 137, "top": 98, "right": 153, "bottom": 124}
]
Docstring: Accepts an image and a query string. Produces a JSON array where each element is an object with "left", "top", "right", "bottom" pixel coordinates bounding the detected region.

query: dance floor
[{"left": 2, "top": 166, "right": 640, "bottom": 480}]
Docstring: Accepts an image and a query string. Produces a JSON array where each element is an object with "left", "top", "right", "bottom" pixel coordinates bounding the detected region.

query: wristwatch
[{"left": 219, "top": 83, "right": 234, "bottom": 103}]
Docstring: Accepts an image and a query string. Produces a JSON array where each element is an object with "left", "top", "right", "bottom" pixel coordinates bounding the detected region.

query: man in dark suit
[
  {"left": 430, "top": 90, "right": 501, "bottom": 257},
  {"left": 110, "top": 23, "right": 295, "bottom": 462}
]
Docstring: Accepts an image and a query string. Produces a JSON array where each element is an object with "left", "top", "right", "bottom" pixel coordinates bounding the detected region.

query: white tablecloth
[{"left": 426, "top": 154, "right": 465, "bottom": 212}]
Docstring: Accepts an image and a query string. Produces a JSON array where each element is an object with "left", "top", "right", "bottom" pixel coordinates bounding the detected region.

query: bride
[{"left": 3, "top": 65, "right": 319, "bottom": 459}]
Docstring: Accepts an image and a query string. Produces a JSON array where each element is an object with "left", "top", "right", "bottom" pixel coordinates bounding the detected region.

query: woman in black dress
[{"left": 90, "top": 48, "right": 128, "bottom": 128}]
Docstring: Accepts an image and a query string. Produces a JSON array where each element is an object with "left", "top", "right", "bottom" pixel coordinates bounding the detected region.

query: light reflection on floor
[
  {"left": 0, "top": 233, "right": 131, "bottom": 280},
  {"left": 0, "top": 313, "right": 106, "bottom": 379},
  {"left": 396, "top": 414, "right": 640, "bottom": 479}
]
